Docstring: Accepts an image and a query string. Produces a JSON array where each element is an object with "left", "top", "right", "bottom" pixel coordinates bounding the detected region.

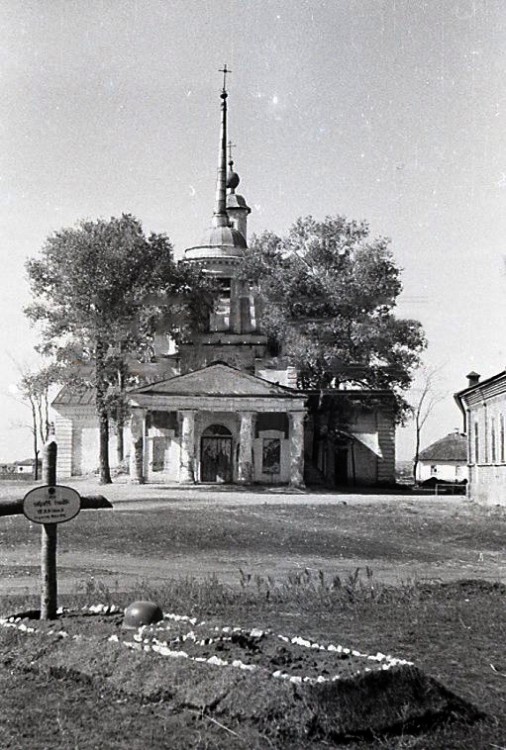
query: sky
[{"left": 1, "top": 0, "right": 505, "bottom": 463}]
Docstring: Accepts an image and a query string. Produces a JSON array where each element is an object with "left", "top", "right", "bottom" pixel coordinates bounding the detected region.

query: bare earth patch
[
  {"left": 0, "top": 609, "right": 484, "bottom": 746},
  {"left": 0, "top": 490, "right": 505, "bottom": 595}
]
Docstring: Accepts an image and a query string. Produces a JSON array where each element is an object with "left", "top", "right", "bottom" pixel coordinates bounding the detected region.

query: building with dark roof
[{"left": 416, "top": 430, "right": 468, "bottom": 483}]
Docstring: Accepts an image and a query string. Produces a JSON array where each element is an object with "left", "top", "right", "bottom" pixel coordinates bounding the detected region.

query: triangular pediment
[{"left": 129, "top": 362, "right": 303, "bottom": 399}]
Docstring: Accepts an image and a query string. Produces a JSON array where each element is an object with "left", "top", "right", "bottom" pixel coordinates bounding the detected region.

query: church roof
[
  {"left": 53, "top": 385, "right": 95, "bottom": 407},
  {"left": 130, "top": 362, "right": 305, "bottom": 399},
  {"left": 52, "top": 361, "right": 180, "bottom": 408},
  {"left": 187, "top": 224, "right": 247, "bottom": 257},
  {"left": 418, "top": 432, "right": 467, "bottom": 462},
  {"left": 226, "top": 190, "right": 250, "bottom": 213}
]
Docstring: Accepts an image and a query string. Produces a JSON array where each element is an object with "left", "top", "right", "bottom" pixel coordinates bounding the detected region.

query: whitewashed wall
[
  {"left": 417, "top": 461, "right": 468, "bottom": 483},
  {"left": 462, "top": 378, "right": 506, "bottom": 505}
]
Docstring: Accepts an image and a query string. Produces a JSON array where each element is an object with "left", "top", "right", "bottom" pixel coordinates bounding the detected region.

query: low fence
[
  {"left": 0, "top": 471, "right": 36, "bottom": 482},
  {"left": 434, "top": 482, "right": 467, "bottom": 496}
]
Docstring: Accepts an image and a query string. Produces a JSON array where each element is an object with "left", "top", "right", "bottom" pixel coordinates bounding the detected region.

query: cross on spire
[
  {"left": 228, "top": 140, "right": 236, "bottom": 164},
  {"left": 219, "top": 64, "right": 232, "bottom": 92}
]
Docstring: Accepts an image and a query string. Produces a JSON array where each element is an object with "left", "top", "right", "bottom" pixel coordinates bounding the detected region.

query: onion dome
[
  {"left": 226, "top": 142, "right": 251, "bottom": 230},
  {"left": 227, "top": 169, "right": 240, "bottom": 190}
]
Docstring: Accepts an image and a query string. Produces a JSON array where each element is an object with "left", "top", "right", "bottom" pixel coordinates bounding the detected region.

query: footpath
[
  {"left": 0, "top": 476, "right": 463, "bottom": 511},
  {"left": 34, "top": 476, "right": 446, "bottom": 511}
]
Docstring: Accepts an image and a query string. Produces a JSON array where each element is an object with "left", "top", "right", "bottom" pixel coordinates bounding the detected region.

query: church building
[{"left": 52, "top": 74, "right": 396, "bottom": 488}]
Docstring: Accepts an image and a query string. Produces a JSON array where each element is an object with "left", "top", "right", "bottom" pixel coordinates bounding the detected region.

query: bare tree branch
[{"left": 410, "top": 366, "right": 447, "bottom": 483}]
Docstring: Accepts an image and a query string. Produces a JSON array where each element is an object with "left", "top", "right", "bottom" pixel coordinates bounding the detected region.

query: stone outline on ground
[{"left": 0, "top": 605, "right": 485, "bottom": 744}]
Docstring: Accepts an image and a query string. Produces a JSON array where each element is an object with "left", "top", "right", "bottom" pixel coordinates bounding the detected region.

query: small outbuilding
[
  {"left": 416, "top": 431, "right": 468, "bottom": 484},
  {"left": 14, "top": 458, "right": 41, "bottom": 475}
]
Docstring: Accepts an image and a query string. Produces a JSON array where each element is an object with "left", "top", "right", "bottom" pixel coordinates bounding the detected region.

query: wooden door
[
  {"left": 334, "top": 447, "right": 349, "bottom": 486},
  {"left": 201, "top": 437, "right": 233, "bottom": 483}
]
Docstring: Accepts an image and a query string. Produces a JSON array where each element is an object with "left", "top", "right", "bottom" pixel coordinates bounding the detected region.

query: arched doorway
[{"left": 200, "top": 424, "right": 233, "bottom": 483}]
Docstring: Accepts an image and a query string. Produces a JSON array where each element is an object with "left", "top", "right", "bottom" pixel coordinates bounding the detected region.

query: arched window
[{"left": 202, "top": 424, "right": 232, "bottom": 437}]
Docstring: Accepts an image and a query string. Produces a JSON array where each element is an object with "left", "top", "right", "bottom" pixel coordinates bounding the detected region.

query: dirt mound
[{"left": 0, "top": 612, "right": 485, "bottom": 744}]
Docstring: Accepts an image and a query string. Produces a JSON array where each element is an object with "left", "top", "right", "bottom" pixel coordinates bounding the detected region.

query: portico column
[
  {"left": 129, "top": 409, "right": 145, "bottom": 484},
  {"left": 289, "top": 411, "right": 306, "bottom": 489},
  {"left": 237, "top": 411, "right": 255, "bottom": 484},
  {"left": 180, "top": 410, "right": 197, "bottom": 483}
]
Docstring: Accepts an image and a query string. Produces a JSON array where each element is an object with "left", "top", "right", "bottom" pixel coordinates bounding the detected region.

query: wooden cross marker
[{"left": 19, "top": 440, "right": 112, "bottom": 620}]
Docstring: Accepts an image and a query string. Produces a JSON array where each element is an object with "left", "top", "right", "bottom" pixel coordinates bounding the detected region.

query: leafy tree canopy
[
  {"left": 25, "top": 214, "right": 212, "bottom": 362},
  {"left": 25, "top": 213, "right": 214, "bottom": 482},
  {"left": 238, "top": 215, "right": 426, "bottom": 420}
]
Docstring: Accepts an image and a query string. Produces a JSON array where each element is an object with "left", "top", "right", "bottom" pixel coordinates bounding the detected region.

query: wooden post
[{"left": 41, "top": 440, "right": 58, "bottom": 620}]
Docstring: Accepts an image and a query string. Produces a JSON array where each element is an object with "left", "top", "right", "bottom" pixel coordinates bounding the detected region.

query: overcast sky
[{"left": 1, "top": 0, "right": 505, "bottom": 462}]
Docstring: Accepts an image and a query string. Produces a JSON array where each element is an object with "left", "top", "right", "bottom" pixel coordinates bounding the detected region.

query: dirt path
[
  {"left": 1, "top": 536, "right": 503, "bottom": 596},
  {"left": 1, "top": 481, "right": 504, "bottom": 596}
]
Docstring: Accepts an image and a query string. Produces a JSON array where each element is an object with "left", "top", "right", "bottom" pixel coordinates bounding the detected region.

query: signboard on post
[
  {"left": 23, "top": 485, "right": 81, "bottom": 525},
  {"left": 14, "top": 439, "right": 110, "bottom": 621}
]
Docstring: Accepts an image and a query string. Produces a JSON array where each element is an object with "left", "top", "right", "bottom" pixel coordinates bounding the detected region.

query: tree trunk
[
  {"left": 96, "top": 339, "right": 112, "bottom": 485},
  {"left": 30, "top": 398, "right": 39, "bottom": 480},
  {"left": 99, "top": 408, "right": 112, "bottom": 484},
  {"left": 413, "top": 416, "right": 421, "bottom": 484},
  {"left": 116, "top": 366, "right": 125, "bottom": 464},
  {"left": 43, "top": 391, "right": 50, "bottom": 442},
  {"left": 116, "top": 409, "right": 124, "bottom": 464}
]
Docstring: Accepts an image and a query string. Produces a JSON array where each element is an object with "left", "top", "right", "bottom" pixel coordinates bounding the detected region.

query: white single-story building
[{"left": 416, "top": 431, "right": 468, "bottom": 484}]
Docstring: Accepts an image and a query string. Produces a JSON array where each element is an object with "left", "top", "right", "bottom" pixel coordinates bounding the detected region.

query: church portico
[{"left": 127, "top": 362, "right": 307, "bottom": 486}]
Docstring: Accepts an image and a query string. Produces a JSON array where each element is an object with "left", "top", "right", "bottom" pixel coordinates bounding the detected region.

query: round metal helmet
[{"left": 123, "top": 600, "right": 163, "bottom": 630}]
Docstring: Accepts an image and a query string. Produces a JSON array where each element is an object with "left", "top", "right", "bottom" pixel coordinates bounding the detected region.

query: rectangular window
[
  {"left": 484, "top": 408, "right": 488, "bottom": 463},
  {"left": 491, "top": 417, "right": 496, "bottom": 463},
  {"left": 262, "top": 438, "right": 281, "bottom": 474},
  {"left": 474, "top": 421, "right": 479, "bottom": 464},
  {"left": 217, "top": 277, "right": 231, "bottom": 299},
  {"left": 501, "top": 415, "right": 505, "bottom": 463}
]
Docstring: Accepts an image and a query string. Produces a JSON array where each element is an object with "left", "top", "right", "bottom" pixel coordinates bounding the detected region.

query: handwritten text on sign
[{"left": 23, "top": 486, "right": 81, "bottom": 524}]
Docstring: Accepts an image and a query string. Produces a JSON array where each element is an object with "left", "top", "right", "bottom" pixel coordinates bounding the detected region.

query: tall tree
[
  {"left": 238, "top": 215, "right": 426, "bottom": 420},
  {"left": 25, "top": 214, "right": 210, "bottom": 484}
]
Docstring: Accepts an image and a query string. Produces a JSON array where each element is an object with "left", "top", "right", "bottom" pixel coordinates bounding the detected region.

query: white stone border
[
  {"left": 0, "top": 605, "right": 414, "bottom": 686},
  {"left": 116, "top": 611, "right": 414, "bottom": 684}
]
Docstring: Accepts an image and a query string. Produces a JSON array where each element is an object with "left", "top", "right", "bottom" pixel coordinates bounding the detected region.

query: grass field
[{"left": 0, "top": 487, "right": 505, "bottom": 748}]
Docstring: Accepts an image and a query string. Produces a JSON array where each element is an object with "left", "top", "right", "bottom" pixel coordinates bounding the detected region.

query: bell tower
[{"left": 179, "top": 67, "right": 266, "bottom": 373}]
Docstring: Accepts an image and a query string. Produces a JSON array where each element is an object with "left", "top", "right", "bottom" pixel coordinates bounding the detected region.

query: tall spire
[{"left": 213, "top": 65, "right": 231, "bottom": 228}]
